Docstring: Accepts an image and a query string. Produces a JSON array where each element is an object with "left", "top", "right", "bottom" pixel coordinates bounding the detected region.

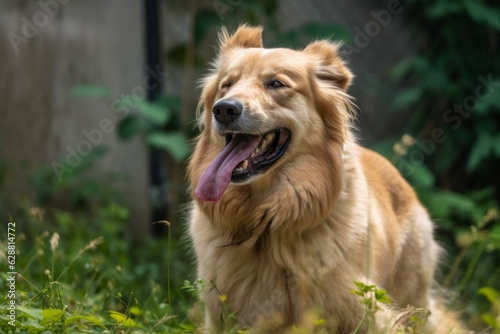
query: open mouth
[
  {"left": 195, "top": 128, "right": 291, "bottom": 202},
  {"left": 229, "top": 128, "right": 291, "bottom": 182}
]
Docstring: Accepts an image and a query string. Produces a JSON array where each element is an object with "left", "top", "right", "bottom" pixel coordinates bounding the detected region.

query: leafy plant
[
  {"left": 70, "top": 85, "right": 190, "bottom": 163},
  {"left": 350, "top": 281, "right": 394, "bottom": 333},
  {"left": 478, "top": 287, "right": 500, "bottom": 333},
  {"left": 0, "top": 197, "right": 194, "bottom": 333},
  {"left": 380, "top": 0, "right": 500, "bottom": 326}
]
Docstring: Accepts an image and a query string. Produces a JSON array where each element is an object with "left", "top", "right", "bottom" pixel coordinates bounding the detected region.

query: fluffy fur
[{"left": 187, "top": 25, "right": 464, "bottom": 333}]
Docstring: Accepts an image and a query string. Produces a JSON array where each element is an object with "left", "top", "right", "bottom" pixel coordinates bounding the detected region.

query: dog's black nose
[{"left": 213, "top": 99, "right": 242, "bottom": 126}]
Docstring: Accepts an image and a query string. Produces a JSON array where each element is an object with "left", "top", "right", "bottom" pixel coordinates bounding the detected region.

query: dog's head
[{"left": 190, "top": 25, "right": 354, "bottom": 209}]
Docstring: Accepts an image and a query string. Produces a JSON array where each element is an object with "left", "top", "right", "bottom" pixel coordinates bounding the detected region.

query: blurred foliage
[
  {"left": 71, "top": 1, "right": 353, "bottom": 167},
  {"left": 70, "top": 85, "right": 190, "bottom": 163},
  {"left": 31, "top": 146, "right": 117, "bottom": 210},
  {"left": 0, "top": 154, "right": 194, "bottom": 333},
  {"left": 377, "top": 0, "right": 500, "bottom": 326},
  {"left": 164, "top": 0, "right": 350, "bottom": 67}
]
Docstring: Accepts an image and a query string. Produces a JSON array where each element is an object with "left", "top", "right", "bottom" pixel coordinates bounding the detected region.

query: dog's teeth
[
  {"left": 235, "top": 160, "right": 249, "bottom": 171},
  {"left": 262, "top": 133, "right": 275, "bottom": 148}
]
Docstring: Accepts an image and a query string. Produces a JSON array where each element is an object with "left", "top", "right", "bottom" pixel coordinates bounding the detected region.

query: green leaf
[
  {"left": 420, "top": 190, "right": 480, "bottom": 224},
  {"left": 117, "top": 116, "right": 150, "bottom": 140},
  {"left": 378, "top": 297, "right": 392, "bottom": 304},
  {"left": 20, "top": 319, "right": 46, "bottom": 330},
  {"left": 70, "top": 84, "right": 110, "bottom": 98},
  {"left": 362, "top": 284, "right": 376, "bottom": 293},
  {"left": 353, "top": 281, "right": 366, "bottom": 291},
  {"left": 109, "top": 311, "right": 136, "bottom": 327},
  {"left": 129, "top": 306, "right": 143, "bottom": 316},
  {"left": 16, "top": 305, "right": 43, "bottom": 320},
  {"left": 65, "top": 314, "right": 105, "bottom": 327},
  {"left": 117, "top": 97, "right": 171, "bottom": 126},
  {"left": 391, "top": 57, "right": 430, "bottom": 80},
  {"left": 467, "top": 133, "right": 493, "bottom": 172},
  {"left": 147, "top": 131, "right": 190, "bottom": 162},
  {"left": 407, "top": 164, "right": 435, "bottom": 189},
  {"left": 374, "top": 289, "right": 387, "bottom": 299},
  {"left": 468, "top": 187, "right": 495, "bottom": 202},
  {"left": 463, "top": 0, "right": 500, "bottom": 31},
  {"left": 391, "top": 58, "right": 416, "bottom": 80},
  {"left": 41, "top": 308, "right": 64, "bottom": 321},
  {"left": 392, "top": 87, "right": 423, "bottom": 109},
  {"left": 349, "top": 290, "right": 364, "bottom": 297},
  {"left": 160, "top": 95, "right": 182, "bottom": 110},
  {"left": 475, "top": 90, "right": 500, "bottom": 115},
  {"left": 374, "top": 289, "right": 393, "bottom": 304},
  {"left": 478, "top": 287, "right": 499, "bottom": 304},
  {"left": 137, "top": 101, "right": 171, "bottom": 126},
  {"left": 480, "top": 313, "right": 499, "bottom": 328},
  {"left": 427, "top": 2, "right": 463, "bottom": 18},
  {"left": 180, "top": 323, "right": 198, "bottom": 330}
]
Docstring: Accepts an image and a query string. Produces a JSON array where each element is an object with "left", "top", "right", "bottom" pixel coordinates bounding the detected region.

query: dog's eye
[
  {"left": 267, "top": 80, "right": 286, "bottom": 89},
  {"left": 221, "top": 82, "right": 232, "bottom": 90}
]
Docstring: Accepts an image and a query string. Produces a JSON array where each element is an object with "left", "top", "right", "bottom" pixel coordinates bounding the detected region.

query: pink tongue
[{"left": 195, "top": 135, "right": 261, "bottom": 202}]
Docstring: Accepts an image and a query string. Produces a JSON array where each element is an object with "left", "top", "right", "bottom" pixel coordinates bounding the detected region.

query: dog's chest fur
[{"left": 190, "top": 187, "right": 379, "bottom": 332}]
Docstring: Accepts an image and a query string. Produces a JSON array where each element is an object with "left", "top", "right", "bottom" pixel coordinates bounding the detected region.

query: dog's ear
[
  {"left": 304, "top": 41, "right": 353, "bottom": 90},
  {"left": 218, "top": 25, "right": 263, "bottom": 52},
  {"left": 304, "top": 41, "right": 355, "bottom": 145}
]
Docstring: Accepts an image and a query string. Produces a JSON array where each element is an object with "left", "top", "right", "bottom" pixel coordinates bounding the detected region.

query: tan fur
[{"left": 188, "top": 25, "right": 465, "bottom": 333}]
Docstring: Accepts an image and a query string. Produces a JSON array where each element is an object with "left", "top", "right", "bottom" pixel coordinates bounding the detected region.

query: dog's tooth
[{"left": 241, "top": 160, "right": 248, "bottom": 169}]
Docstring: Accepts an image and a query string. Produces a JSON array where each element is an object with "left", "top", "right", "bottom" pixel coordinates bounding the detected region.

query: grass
[
  {"left": 0, "top": 202, "right": 196, "bottom": 333},
  {"left": 0, "top": 199, "right": 499, "bottom": 333}
]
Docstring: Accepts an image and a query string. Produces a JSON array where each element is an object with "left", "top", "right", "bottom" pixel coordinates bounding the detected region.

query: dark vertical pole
[{"left": 144, "top": 0, "right": 168, "bottom": 236}]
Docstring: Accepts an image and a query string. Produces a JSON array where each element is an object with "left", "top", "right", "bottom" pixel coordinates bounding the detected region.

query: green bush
[
  {"left": 0, "top": 160, "right": 195, "bottom": 333},
  {"left": 382, "top": 0, "right": 500, "bottom": 326}
]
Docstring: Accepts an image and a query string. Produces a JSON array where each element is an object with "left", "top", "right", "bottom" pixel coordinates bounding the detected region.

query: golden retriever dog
[{"left": 188, "top": 25, "right": 464, "bottom": 333}]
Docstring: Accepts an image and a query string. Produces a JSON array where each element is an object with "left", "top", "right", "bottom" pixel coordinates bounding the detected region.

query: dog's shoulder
[{"left": 358, "top": 145, "right": 419, "bottom": 218}]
